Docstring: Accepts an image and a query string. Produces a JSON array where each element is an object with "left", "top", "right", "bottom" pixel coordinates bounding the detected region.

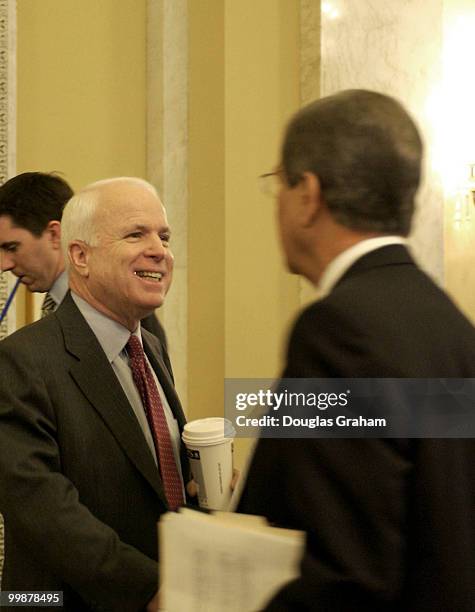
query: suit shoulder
[
  {"left": 291, "top": 295, "right": 365, "bottom": 340},
  {"left": 0, "top": 315, "right": 61, "bottom": 355},
  {"left": 141, "top": 326, "right": 161, "bottom": 353},
  {"left": 141, "top": 313, "right": 167, "bottom": 348}
]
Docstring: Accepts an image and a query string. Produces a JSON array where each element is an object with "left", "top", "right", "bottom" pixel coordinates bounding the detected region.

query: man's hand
[
  {"left": 230, "top": 467, "right": 240, "bottom": 490},
  {"left": 186, "top": 478, "right": 198, "bottom": 497},
  {"left": 186, "top": 469, "right": 240, "bottom": 499}
]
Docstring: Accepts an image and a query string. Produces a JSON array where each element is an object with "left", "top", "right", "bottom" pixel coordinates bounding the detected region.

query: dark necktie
[
  {"left": 41, "top": 293, "right": 56, "bottom": 318},
  {"left": 126, "top": 335, "right": 184, "bottom": 510}
]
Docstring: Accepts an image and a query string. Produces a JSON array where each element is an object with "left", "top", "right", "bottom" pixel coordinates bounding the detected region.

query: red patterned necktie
[{"left": 126, "top": 334, "right": 184, "bottom": 510}]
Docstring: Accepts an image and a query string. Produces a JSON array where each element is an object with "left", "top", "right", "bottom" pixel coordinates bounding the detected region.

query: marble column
[
  {"left": 299, "top": 0, "right": 321, "bottom": 305},
  {"left": 441, "top": 0, "right": 475, "bottom": 322},
  {"left": 0, "top": 0, "right": 15, "bottom": 583},
  {"left": 147, "top": 0, "right": 188, "bottom": 407},
  {"left": 0, "top": 0, "right": 16, "bottom": 341}
]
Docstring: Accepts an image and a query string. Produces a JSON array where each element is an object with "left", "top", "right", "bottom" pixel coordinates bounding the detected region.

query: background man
[
  {"left": 0, "top": 171, "right": 168, "bottom": 348},
  {"left": 0, "top": 177, "right": 188, "bottom": 610},
  {"left": 238, "top": 90, "right": 475, "bottom": 610},
  {"left": 0, "top": 172, "right": 72, "bottom": 301}
]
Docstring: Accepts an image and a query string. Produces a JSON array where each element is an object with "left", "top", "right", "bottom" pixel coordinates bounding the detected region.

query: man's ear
[
  {"left": 68, "top": 241, "right": 90, "bottom": 277},
  {"left": 45, "top": 220, "right": 62, "bottom": 249},
  {"left": 297, "top": 172, "right": 324, "bottom": 227}
]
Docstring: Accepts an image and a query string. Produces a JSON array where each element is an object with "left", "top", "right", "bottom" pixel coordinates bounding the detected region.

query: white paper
[{"left": 160, "top": 510, "right": 305, "bottom": 612}]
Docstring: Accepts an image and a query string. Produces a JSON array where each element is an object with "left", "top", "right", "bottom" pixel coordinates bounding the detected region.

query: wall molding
[
  {"left": 147, "top": 0, "right": 189, "bottom": 408},
  {"left": 0, "top": 0, "right": 15, "bottom": 581},
  {"left": 0, "top": 0, "right": 17, "bottom": 341}
]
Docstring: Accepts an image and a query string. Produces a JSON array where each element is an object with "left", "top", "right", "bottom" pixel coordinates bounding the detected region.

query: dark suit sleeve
[
  {"left": 238, "top": 303, "right": 411, "bottom": 610},
  {"left": 0, "top": 343, "right": 157, "bottom": 611}
]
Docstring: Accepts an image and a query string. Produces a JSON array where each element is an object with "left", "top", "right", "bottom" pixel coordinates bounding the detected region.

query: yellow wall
[
  {"left": 17, "top": 0, "right": 147, "bottom": 189},
  {"left": 188, "top": 1, "right": 225, "bottom": 423},
  {"left": 224, "top": 0, "right": 301, "bottom": 466},
  {"left": 187, "top": 1, "right": 301, "bottom": 467},
  {"left": 224, "top": 0, "right": 301, "bottom": 379},
  {"left": 16, "top": 0, "right": 147, "bottom": 324},
  {"left": 16, "top": 0, "right": 302, "bottom": 468}
]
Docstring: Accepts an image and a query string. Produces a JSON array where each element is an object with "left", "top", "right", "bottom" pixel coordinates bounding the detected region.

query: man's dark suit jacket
[
  {"left": 0, "top": 293, "right": 189, "bottom": 611},
  {"left": 238, "top": 245, "right": 475, "bottom": 611},
  {"left": 140, "top": 314, "right": 169, "bottom": 364}
]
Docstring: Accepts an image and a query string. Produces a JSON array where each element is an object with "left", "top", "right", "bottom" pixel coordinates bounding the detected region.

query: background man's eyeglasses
[{"left": 259, "top": 171, "right": 281, "bottom": 197}]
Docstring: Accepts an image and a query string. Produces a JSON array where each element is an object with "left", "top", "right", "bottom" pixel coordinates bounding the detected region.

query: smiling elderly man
[
  {"left": 0, "top": 171, "right": 169, "bottom": 348},
  {"left": 0, "top": 178, "right": 190, "bottom": 611}
]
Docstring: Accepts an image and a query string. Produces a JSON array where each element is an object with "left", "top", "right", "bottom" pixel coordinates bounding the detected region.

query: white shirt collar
[
  {"left": 49, "top": 269, "right": 69, "bottom": 306},
  {"left": 318, "top": 236, "right": 407, "bottom": 299}
]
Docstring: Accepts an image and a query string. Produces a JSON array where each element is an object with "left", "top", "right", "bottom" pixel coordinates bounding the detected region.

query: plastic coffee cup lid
[{"left": 182, "top": 417, "right": 235, "bottom": 446}]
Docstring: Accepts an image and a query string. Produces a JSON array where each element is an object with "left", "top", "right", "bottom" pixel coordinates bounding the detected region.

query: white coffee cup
[{"left": 182, "top": 417, "right": 235, "bottom": 511}]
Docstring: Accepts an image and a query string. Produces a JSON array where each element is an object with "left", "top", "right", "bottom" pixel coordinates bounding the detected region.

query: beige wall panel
[
  {"left": 224, "top": 0, "right": 301, "bottom": 469},
  {"left": 17, "top": 0, "right": 147, "bottom": 322},
  {"left": 224, "top": 0, "right": 301, "bottom": 380},
  {"left": 188, "top": 0, "right": 225, "bottom": 421},
  {"left": 17, "top": 0, "right": 147, "bottom": 189}
]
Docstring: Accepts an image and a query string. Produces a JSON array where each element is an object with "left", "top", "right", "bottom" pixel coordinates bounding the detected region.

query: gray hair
[
  {"left": 61, "top": 177, "right": 158, "bottom": 266},
  {"left": 282, "top": 89, "right": 423, "bottom": 236}
]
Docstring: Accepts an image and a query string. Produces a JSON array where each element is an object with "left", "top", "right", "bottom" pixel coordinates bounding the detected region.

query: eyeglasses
[{"left": 259, "top": 170, "right": 282, "bottom": 198}]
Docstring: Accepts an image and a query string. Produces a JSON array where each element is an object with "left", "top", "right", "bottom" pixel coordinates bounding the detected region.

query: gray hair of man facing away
[
  {"left": 282, "top": 89, "right": 423, "bottom": 236},
  {"left": 60, "top": 177, "right": 159, "bottom": 267}
]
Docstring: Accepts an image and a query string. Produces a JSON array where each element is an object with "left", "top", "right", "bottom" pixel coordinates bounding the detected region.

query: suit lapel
[{"left": 57, "top": 294, "right": 168, "bottom": 505}]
